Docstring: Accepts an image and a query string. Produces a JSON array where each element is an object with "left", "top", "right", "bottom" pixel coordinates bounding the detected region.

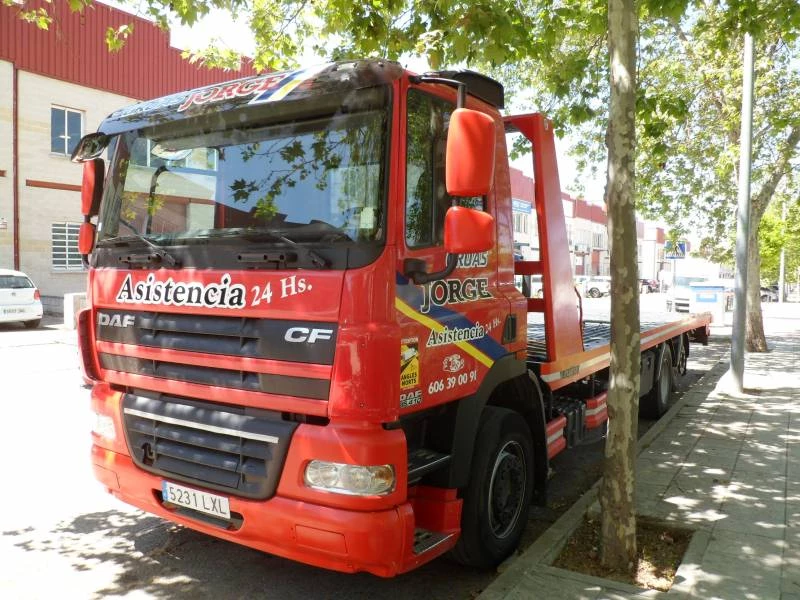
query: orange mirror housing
[
  {"left": 446, "top": 108, "right": 496, "bottom": 197},
  {"left": 78, "top": 222, "right": 96, "bottom": 255},
  {"left": 444, "top": 206, "right": 494, "bottom": 254},
  {"left": 81, "top": 158, "right": 105, "bottom": 217}
]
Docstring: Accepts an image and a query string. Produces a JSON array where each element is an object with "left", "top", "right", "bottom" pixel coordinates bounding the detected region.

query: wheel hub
[{"left": 488, "top": 441, "right": 526, "bottom": 539}]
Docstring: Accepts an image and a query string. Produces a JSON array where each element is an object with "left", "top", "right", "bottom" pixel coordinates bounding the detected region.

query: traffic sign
[{"left": 664, "top": 241, "right": 687, "bottom": 259}]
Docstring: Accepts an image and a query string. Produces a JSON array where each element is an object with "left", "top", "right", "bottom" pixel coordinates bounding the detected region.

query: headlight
[
  {"left": 304, "top": 461, "right": 395, "bottom": 496},
  {"left": 92, "top": 412, "right": 116, "bottom": 441}
]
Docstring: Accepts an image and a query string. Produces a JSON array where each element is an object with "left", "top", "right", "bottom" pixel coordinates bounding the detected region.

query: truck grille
[
  {"left": 122, "top": 394, "right": 298, "bottom": 499},
  {"left": 96, "top": 309, "right": 335, "bottom": 401}
]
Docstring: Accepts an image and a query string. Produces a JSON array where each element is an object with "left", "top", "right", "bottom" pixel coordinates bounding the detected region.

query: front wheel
[{"left": 450, "top": 407, "right": 534, "bottom": 568}]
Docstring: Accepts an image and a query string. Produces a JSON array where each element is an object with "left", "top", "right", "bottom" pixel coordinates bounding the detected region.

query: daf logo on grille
[
  {"left": 97, "top": 312, "right": 136, "bottom": 328},
  {"left": 284, "top": 327, "right": 333, "bottom": 344}
]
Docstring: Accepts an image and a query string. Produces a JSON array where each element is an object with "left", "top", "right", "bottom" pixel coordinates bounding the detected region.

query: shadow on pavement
[{"left": 3, "top": 507, "right": 495, "bottom": 599}]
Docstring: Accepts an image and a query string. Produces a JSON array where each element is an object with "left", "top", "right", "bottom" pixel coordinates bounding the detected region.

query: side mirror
[
  {"left": 446, "top": 108, "right": 496, "bottom": 196},
  {"left": 71, "top": 132, "right": 110, "bottom": 162},
  {"left": 81, "top": 158, "right": 105, "bottom": 217},
  {"left": 78, "top": 222, "right": 96, "bottom": 255},
  {"left": 444, "top": 206, "right": 494, "bottom": 254},
  {"left": 79, "top": 158, "right": 103, "bottom": 267}
]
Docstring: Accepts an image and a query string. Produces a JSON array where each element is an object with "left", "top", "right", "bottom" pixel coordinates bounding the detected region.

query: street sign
[
  {"left": 664, "top": 241, "right": 687, "bottom": 259},
  {"left": 512, "top": 199, "right": 532, "bottom": 214}
]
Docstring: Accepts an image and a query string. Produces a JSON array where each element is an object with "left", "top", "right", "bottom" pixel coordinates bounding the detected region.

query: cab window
[{"left": 405, "top": 90, "right": 482, "bottom": 248}]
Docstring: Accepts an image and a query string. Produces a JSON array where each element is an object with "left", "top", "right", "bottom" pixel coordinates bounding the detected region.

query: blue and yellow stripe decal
[
  {"left": 395, "top": 273, "right": 507, "bottom": 369},
  {"left": 394, "top": 297, "right": 496, "bottom": 368},
  {"left": 250, "top": 63, "right": 333, "bottom": 104}
]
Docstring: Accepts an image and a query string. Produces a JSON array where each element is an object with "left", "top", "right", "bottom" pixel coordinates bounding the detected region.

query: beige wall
[
  {"left": 15, "top": 71, "right": 134, "bottom": 303},
  {"left": 0, "top": 60, "right": 13, "bottom": 268}
]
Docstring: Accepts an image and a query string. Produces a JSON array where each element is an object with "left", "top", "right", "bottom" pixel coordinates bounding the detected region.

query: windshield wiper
[
  {"left": 237, "top": 230, "right": 329, "bottom": 269},
  {"left": 99, "top": 219, "right": 180, "bottom": 267}
]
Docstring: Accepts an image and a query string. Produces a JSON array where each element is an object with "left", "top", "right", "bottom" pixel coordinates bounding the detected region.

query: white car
[
  {"left": 584, "top": 276, "right": 611, "bottom": 298},
  {"left": 0, "top": 268, "right": 43, "bottom": 328},
  {"left": 666, "top": 276, "right": 708, "bottom": 312}
]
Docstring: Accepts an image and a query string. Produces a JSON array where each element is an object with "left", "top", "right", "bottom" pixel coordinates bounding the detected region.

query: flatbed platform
[{"left": 526, "top": 310, "right": 709, "bottom": 363}]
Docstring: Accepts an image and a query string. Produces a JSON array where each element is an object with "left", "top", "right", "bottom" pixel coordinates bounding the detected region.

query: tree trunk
[
  {"left": 600, "top": 0, "right": 639, "bottom": 573},
  {"left": 745, "top": 212, "right": 767, "bottom": 351},
  {"left": 743, "top": 124, "right": 800, "bottom": 351}
]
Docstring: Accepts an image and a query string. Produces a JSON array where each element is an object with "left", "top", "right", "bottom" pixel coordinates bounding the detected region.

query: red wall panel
[{"left": 0, "top": 0, "right": 257, "bottom": 101}]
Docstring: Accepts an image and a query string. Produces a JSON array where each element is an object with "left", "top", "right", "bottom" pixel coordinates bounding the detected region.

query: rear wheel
[
  {"left": 23, "top": 319, "right": 40, "bottom": 329},
  {"left": 450, "top": 407, "right": 534, "bottom": 568},
  {"left": 641, "top": 345, "right": 673, "bottom": 419}
]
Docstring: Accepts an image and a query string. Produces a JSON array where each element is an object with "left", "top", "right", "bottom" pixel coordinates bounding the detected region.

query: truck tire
[
  {"left": 450, "top": 406, "right": 534, "bottom": 568},
  {"left": 640, "top": 345, "right": 673, "bottom": 419}
]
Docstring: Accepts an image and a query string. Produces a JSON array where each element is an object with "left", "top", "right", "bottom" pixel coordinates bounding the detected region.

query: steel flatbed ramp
[{"left": 526, "top": 311, "right": 712, "bottom": 389}]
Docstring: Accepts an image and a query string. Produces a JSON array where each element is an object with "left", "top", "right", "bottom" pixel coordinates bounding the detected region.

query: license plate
[
  {"left": 3, "top": 308, "right": 24, "bottom": 314},
  {"left": 162, "top": 481, "right": 231, "bottom": 520}
]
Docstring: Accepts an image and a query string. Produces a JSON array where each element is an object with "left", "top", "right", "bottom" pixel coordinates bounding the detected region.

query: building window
[
  {"left": 51, "top": 223, "right": 83, "bottom": 270},
  {"left": 513, "top": 212, "right": 529, "bottom": 234},
  {"left": 592, "top": 231, "right": 607, "bottom": 250},
  {"left": 51, "top": 106, "right": 83, "bottom": 156}
]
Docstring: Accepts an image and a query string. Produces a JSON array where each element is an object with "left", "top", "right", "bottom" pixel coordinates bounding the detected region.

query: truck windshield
[{"left": 97, "top": 99, "right": 388, "bottom": 251}]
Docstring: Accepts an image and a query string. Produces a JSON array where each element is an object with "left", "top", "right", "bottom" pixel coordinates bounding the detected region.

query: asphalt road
[{"left": 0, "top": 294, "right": 738, "bottom": 599}]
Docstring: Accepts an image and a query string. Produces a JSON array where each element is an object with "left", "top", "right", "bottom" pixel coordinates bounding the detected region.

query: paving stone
[
  {"left": 636, "top": 466, "right": 678, "bottom": 487},
  {"left": 509, "top": 570, "right": 602, "bottom": 600},
  {"left": 689, "top": 577, "right": 781, "bottom": 600},
  {"left": 700, "top": 551, "right": 781, "bottom": 586},
  {"left": 713, "top": 515, "right": 786, "bottom": 539},
  {"left": 706, "top": 528, "right": 786, "bottom": 558},
  {"left": 720, "top": 506, "right": 786, "bottom": 528}
]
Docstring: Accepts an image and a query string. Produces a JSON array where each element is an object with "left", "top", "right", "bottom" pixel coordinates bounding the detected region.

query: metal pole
[
  {"left": 778, "top": 199, "right": 786, "bottom": 303},
  {"left": 731, "top": 33, "right": 755, "bottom": 393}
]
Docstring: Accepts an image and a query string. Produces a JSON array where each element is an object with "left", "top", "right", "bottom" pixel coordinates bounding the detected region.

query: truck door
[{"left": 395, "top": 87, "right": 508, "bottom": 413}]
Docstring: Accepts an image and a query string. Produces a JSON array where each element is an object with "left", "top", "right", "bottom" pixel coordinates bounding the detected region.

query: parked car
[
  {"left": 666, "top": 276, "right": 709, "bottom": 312},
  {"left": 640, "top": 278, "right": 659, "bottom": 293},
  {"left": 584, "top": 276, "right": 611, "bottom": 298},
  {"left": 514, "top": 274, "right": 545, "bottom": 298},
  {"left": 760, "top": 286, "right": 778, "bottom": 302},
  {"left": 0, "top": 268, "right": 43, "bottom": 328}
]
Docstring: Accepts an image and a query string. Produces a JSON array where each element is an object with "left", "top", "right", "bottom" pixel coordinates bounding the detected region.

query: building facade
[
  {"left": 509, "top": 166, "right": 665, "bottom": 278},
  {"left": 0, "top": 0, "right": 254, "bottom": 312}
]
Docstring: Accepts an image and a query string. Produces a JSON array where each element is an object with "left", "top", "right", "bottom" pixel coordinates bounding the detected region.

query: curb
[{"left": 480, "top": 344, "right": 731, "bottom": 600}]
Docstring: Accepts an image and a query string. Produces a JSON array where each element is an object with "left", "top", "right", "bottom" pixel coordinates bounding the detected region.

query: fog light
[
  {"left": 92, "top": 412, "right": 116, "bottom": 441},
  {"left": 304, "top": 461, "right": 395, "bottom": 496}
]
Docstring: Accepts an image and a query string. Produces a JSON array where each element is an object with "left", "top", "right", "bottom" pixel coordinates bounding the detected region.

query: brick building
[
  {"left": 0, "top": 0, "right": 254, "bottom": 312},
  {"left": 509, "top": 166, "right": 666, "bottom": 279}
]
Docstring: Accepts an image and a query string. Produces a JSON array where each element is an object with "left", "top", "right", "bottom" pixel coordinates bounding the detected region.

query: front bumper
[{"left": 92, "top": 445, "right": 434, "bottom": 576}]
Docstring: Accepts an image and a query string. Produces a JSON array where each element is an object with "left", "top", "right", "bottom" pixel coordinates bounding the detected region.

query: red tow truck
[{"left": 72, "top": 60, "right": 711, "bottom": 576}]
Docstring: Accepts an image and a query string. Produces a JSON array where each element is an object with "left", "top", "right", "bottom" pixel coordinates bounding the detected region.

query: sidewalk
[{"left": 481, "top": 331, "right": 800, "bottom": 600}]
